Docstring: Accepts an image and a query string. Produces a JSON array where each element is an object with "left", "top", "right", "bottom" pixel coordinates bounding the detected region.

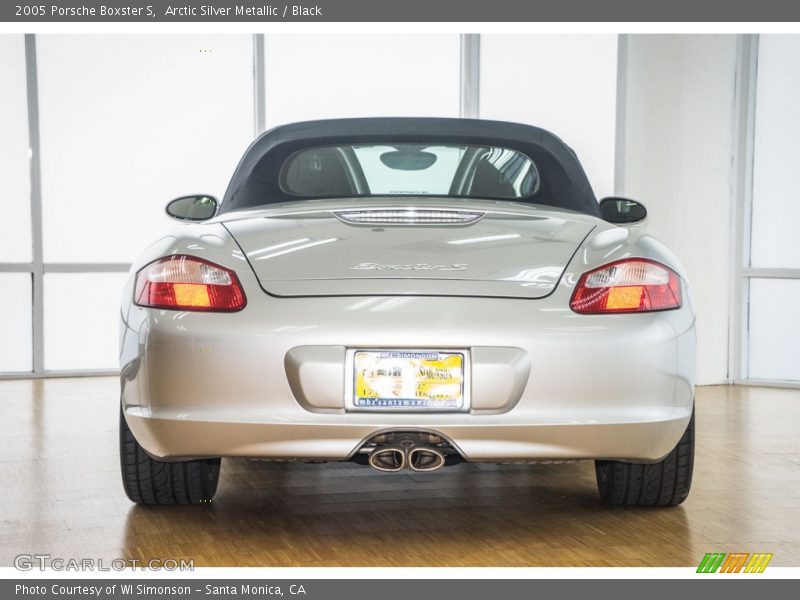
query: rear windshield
[{"left": 280, "top": 144, "right": 540, "bottom": 199}]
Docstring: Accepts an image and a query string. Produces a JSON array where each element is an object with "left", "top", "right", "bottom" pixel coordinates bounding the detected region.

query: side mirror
[
  {"left": 599, "top": 197, "right": 647, "bottom": 224},
  {"left": 165, "top": 195, "right": 219, "bottom": 222}
]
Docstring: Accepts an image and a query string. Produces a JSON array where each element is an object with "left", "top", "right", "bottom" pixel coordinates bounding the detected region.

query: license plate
[{"left": 350, "top": 350, "right": 467, "bottom": 411}]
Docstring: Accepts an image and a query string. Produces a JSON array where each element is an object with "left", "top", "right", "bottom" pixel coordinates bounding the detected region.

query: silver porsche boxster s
[{"left": 119, "top": 118, "right": 695, "bottom": 507}]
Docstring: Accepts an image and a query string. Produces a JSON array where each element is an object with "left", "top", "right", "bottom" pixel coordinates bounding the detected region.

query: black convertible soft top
[{"left": 220, "top": 117, "right": 600, "bottom": 217}]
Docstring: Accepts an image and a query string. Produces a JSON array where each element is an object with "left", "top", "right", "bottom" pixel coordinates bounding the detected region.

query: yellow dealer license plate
[{"left": 352, "top": 350, "right": 467, "bottom": 411}]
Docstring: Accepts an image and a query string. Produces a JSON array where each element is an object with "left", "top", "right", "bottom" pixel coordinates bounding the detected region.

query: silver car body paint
[{"left": 120, "top": 197, "right": 695, "bottom": 464}]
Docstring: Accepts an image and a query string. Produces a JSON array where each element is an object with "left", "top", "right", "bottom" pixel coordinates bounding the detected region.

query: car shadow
[{"left": 120, "top": 458, "right": 694, "bottom": 567}]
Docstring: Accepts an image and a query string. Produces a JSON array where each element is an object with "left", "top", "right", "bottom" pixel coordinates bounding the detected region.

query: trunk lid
[{"left": 222, "top": 200, "right": 596, "bottom": 299}]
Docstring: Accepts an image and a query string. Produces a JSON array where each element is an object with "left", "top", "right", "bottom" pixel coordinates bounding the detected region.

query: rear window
[{"left": 280, "top": 144, "right": 540, "bottom": 199}]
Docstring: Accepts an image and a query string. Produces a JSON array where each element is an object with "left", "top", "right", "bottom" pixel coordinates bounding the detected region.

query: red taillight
[
  {"left": 570, "top": 258, "right": 681, "bottom": 314},
  {"left": 135, "top": 255, "right": 246, "bottom": 312}
]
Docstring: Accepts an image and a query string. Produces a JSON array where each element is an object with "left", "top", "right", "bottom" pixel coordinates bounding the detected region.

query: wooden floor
[{"left": 2, "top": 378, "right": 799, "bottom": 567}]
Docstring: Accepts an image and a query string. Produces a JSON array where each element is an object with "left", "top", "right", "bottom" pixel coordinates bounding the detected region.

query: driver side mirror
[
  {"left": 599, "top": 197, "right": 647, "bottom": 224},
  {"left": 165, "top": 195, "right": 218, "bottom": 222}
]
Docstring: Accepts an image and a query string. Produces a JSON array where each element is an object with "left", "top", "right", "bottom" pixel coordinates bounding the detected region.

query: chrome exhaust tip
[
  {"left": 408, "top": 446, "right": 446, "bottom": 472},
  {"left": 368, "top": 447, "right": 406, "bottom": 472}
]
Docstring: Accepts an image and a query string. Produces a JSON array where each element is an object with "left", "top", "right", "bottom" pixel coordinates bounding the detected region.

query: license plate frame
[{"left": 345, "top": 349, "right": 470, "bottom": 412}]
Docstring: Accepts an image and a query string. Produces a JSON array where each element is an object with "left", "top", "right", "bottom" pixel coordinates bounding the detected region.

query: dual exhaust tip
[{"left": 368, "top": 445, "right": 446, "bottom": 473}]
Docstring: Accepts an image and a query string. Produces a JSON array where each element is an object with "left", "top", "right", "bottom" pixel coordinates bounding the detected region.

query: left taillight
[
  {"left": 134, "top": 255, "right": 246, "bottom": 312},
  {"left": 570, "top": 258, "right": 681, "bottom": 314}
]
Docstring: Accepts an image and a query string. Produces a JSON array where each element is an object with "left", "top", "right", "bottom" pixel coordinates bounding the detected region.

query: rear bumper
[
  {"left": 120, "top": 262, "right": 696, "bottom": 463},
  {"left": 124, "top": 409, "right": 692, "bottom": 463}
]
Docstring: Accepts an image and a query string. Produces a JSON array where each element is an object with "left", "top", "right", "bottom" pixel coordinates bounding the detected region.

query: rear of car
[{"left": 119, "top": 118, "right": 695, "bottom": 507}]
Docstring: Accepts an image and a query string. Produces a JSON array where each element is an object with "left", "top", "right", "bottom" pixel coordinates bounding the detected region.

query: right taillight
[{"left": 570, "top": 258, "right": 681, "bottom": 314}]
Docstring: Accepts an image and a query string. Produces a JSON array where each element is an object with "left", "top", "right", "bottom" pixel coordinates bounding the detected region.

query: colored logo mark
[{"left": 697, "top": 552, "right": 773, "bottom": 573}]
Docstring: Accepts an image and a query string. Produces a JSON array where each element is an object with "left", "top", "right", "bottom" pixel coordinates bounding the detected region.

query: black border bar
[
  {"left": 4, "top": 578, "right": 797, "bottom": 600},
  {"left": 4, "top": 0, "right": 800, "bottom": 22}
]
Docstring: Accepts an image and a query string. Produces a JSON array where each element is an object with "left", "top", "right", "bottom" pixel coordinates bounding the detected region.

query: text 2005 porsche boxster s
[{"left": 119, "top": 118, "right": 695, "bottom": 506}]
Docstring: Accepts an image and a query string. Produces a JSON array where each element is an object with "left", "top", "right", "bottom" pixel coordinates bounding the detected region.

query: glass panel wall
[
  {"left": 745, "top": 35, "right": 800, "bottom": 382},
  {"left": 263, "top": 34, "right": 461, "bottom": 127},
  {"left": 0, "top": 274, "right": 32, "bottom": 373},
  {"left": 37, "top": 35, "right": 255, "bottom": 264},
  {"left": 480, "top": 35, "right": 618, "bottom": 198}
]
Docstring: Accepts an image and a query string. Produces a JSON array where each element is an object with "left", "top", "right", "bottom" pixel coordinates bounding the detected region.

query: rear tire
[
  {"left": 595, "top": 410, "right": 694, "bottom": 506},
  {"left": 120, "top": 408, "right": 221, "bottom": 505}
]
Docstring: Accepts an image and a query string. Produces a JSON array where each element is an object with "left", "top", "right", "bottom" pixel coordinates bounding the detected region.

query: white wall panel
[
  {"left": 480, "top": 35, "right": 618, "bottom": 198},
  {"left": 263, "top": 35, "right": 460, "bottom": 127},
  {"left": 0, "top": 35, "right": 32, "bottom": 262},
  {"left": 37, "top": 35, "right": 254, "bottom": 264},
  {"left": 622, "top": 35, "right": 737, "bottom": 385}
]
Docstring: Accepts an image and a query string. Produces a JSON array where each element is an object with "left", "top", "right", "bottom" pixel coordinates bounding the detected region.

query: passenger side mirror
[
  {"left": 599, "top": 197, "right": 647, "bottom": 224},
  {"left": 166, "top": 195, "right": 218, "bottom": 222}
]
